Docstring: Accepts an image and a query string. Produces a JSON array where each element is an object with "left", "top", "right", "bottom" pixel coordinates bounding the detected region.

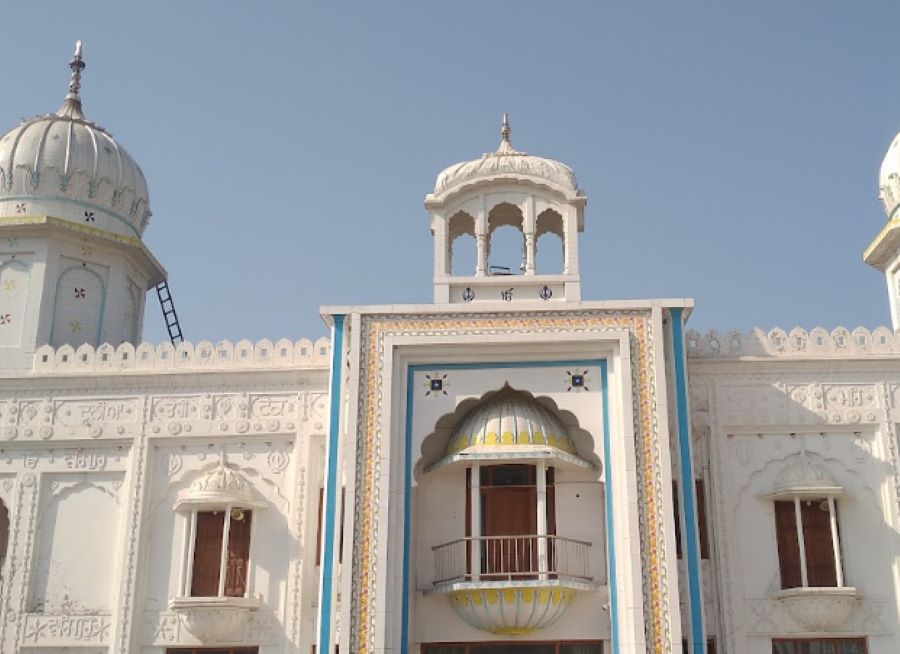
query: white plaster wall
[{"left": 0, "top": 362, "right": 329, "bottom": 653}]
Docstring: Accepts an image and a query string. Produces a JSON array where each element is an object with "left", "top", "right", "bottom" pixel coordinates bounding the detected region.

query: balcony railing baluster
[{"left": 431, "top": 535, "right": 593, "bottom": 585}]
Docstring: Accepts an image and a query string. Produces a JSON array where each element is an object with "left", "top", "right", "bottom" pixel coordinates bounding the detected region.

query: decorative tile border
[{"left": 348, "top": 310, "right": 671, "bottom": 654}]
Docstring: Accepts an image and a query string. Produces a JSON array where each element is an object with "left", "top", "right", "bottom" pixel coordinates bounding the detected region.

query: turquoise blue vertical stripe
[
  {"left": 401, "top": 360, "right": 616, "bottom": 653},
  {"left": 671, "top": 307, "right": 705, "bottom": 654},
  {"left": 317, "top": 313, "right": 345, "bottom": 654},
  {"left": 599, "top": 359, "right": 619, "bottom": 654}
]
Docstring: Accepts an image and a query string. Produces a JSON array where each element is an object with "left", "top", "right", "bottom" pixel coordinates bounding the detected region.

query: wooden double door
[{"left": 467, "top": 465, "right": 555, "bottom": 578}]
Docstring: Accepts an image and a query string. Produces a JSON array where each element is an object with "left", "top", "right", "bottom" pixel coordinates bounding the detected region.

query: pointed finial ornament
[
  {"left": 57, "top": 40, "right": 86, "bottom": 119},
  {"left": 496, "top": 112, "right": 517, "bottom": 154}
]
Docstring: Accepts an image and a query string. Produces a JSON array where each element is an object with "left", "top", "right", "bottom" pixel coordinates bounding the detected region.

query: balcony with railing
[
  {"left": 429, "top": 534, "right": 601, "bottom": 635},
  {"left": 433, "top": 534, "right": 592, "bottom": 586}
]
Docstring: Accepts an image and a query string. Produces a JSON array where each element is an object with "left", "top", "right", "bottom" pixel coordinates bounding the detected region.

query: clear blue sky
[{"left": 2, "top": 2, "right": 899, "bottom": 342}]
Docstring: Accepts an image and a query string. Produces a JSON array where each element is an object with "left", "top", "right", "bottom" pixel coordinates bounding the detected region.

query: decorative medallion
[
  {"left": 74, "top": 287, "right": 86, "bottom": 299},
  {"left": 15, "top": 203, "right": 25, "bottom": 214},
  {"left": 0, "top": 314, "right": 10, "bottom": 325},
  {"left": 84, "top": 211, "right": 95, "bottom": 222},
  {"left": 462, "top": 287, "right": 475, "bottom": 302},
  {"left": 539, "top": 285, "right": 553, "bottom": 301},
  {"left": 565, "top": 369, "right": 590, "bottom": 392},
  {"left": 424, "top": 373, "right": 448, "bottom": 397},
  {"left": 69, "top": 321, "right": 82, "bottom": 333}
]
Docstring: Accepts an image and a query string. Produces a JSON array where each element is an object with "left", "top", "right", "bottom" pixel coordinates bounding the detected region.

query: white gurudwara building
[{"left": 1, "top": 44, "right": 900, "bottom": 654}]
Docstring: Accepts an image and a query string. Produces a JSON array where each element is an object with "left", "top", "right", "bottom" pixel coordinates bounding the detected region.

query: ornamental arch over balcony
[
  {"left": 416, "top": 385, "right": 605, "bottom": 636},
  {"left": 170, "top": 455, "right": 264, "bottom": 643},
  {"left": 760, "top": 448, "right": 861, "bottom": 632}
]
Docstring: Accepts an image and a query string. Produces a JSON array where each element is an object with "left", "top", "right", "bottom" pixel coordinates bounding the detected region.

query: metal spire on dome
[
  {"left": 496, "top": 113, "right": 518, "bottom": 155},
  {"left": 57, "top": 40, "right": 86, "bottom": 120}
]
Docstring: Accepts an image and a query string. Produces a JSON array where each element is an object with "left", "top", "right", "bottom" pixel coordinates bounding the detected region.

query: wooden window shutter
[
  {"left": 0, "top": 500, "right": 9, "bottom": 562},
  {"left": 774, "top": 501, "right": 802, "bottom": 588},
  {"left": 225, "top": 509, "right": 253, "bottom": 597},
  {"left": 672, "top": 481, "right": 682, "bottom": 559},
  {"left": 695, "top": 479, "right": 710, "bottom": 560},
  {"left": 801, "top": 500, "right": 837, "bottom": 586},
  {"left": 191, "top": 511, "right": 225, "bottom": 596}
]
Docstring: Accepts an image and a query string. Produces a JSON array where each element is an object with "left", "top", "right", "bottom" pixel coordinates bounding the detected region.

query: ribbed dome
[
  {"left": 879, "top": 132, "right": 900, "bottom": 219},
  {"left": 446, "top": 387, "right": 576, "bottom": 457},
  {"left": 432, "top": 115, "right": 579, "bottom": 199},
  {"left": 0, "top": 43, "right": 150, "bottom": 237}
]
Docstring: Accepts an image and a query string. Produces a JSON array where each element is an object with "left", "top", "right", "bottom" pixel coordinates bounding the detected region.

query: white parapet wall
[
  {"left": 31, "top": 337, "right": 332, "bottom": 374},
  {"left": 686, "top": 326, "right": 900, "bottom": 358}
]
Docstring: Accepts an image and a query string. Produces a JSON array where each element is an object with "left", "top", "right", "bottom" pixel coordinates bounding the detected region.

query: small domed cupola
[
  {"left": 428, "top": 385, "right": 593, "bottom": 472},
  {"left": 879, "top": 133, "right": 900, "bottom": 220},
  {"left": 425, "top": 116, "right": 587, "bottom": 305},
  {"left": 0, "top": 41, "right": 151, "bottom": 237},
  {"left": 864, "top": 128, "right": 900, "bottom": 331}
]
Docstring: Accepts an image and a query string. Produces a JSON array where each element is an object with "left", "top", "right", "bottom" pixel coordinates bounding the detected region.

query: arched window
[
  {"left": 535, "top": 209, "right": 564, "bottom": 274},
  {"left": 50, "top": 265, "right": 106, "bottom": 347},
  {"left": 0, "top": 261, "right": 30, "bottom": 348},
  {"left": 487, "top": 203, "right": 524, "bottom": 274}
]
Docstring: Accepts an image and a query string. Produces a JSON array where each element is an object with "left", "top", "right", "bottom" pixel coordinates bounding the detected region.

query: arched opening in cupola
[
  {"left": 536, "top": 209, "right": 565, "bottom": 274},
  {"left": 448, "top": 211, "right": 476, "bottom": 276},
  {"left": 487, "top": 203, "right": 524, "bottom": 275}
]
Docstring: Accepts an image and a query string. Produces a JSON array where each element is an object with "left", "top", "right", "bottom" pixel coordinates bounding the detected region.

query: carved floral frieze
[
  {"left": 148, "top": 393, "right": 301, "bottom": 437},
  {"left": 22, "top": 613, "right": 111, "bottom": 645},
  {"left": 712, "top": 382, "right": 886, "bottom": 428}
]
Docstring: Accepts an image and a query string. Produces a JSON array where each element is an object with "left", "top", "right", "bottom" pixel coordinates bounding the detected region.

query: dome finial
[
  {"left": 57, "top": 40, "right": 86, "bottom": 120},
  {"left": 496, "top": 113, "right": 516, "bottom": 154}
]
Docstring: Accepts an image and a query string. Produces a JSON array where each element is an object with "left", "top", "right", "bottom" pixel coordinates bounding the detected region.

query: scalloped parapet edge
[
  {"left": 686, "top": 327, "right": 900, "bottom": 359},
  {"left": 32, "top": 338, "right": 331, "bottom": 374}
]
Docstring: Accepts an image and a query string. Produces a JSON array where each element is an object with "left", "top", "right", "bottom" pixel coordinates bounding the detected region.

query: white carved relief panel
[
  {"left": 147, "top": 392, "right": 301, "bottom": 438},
  {"left": 0, "top": 396, "right": 142, "bottom": 441},
  {"left": 30, "top": 471, "right": 125, "bottom": 615},
  {"left": 709, "top": 381, "right": 886, "bottom": 429}
]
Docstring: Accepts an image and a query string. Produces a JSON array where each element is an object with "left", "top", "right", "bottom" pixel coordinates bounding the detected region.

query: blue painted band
[
  {"left": 599, "top": 360, "right": 619, "bottom": 654},
  {"left": 318, "top": 314, "right": 345, "bottom": 654},
  {"left": 402, "top": 359, "right": 616, "bottom": 653},
  {"left": 671, "top": 307, "right": 704, "bottom": 654}
]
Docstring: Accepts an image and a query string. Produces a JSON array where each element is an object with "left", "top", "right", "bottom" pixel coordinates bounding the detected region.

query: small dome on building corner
[
  {"left": 430, "top": 115, "right": 581, "bottom": 201},
  {"left": 0, "top": 41, "right": 151, "bottom": 238},
  {"left": 879, "top": 132, "right": 900, "bottom": 219}
]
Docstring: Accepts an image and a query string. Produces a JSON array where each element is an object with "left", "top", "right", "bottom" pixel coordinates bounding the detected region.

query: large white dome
[{"left": 0, "top": 43, "right": 150, "bottom": 238}]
